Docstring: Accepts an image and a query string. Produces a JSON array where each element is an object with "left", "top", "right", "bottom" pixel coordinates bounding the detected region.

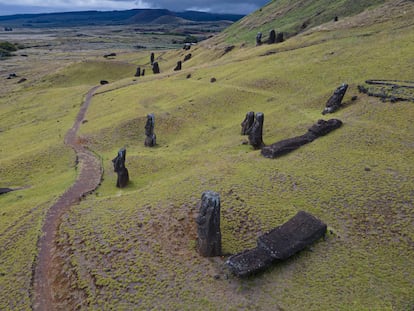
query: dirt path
[{"left": 32, "top": 85, "right": 103, "bottom": 311}]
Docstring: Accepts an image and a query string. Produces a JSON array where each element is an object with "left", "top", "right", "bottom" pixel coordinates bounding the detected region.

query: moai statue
[
  {"left": 144, "top": 113, "right": 156, "bottom": 147},
  {"left": 196, "top": 191, "right": 222, "bottom": 257},
  {"left": 142, "top": 69, "right": 145, "bottom": 76},
  {"left": 276, "top": 32, "right": 284, "bottom": 43},
  {"left": 150, "top": 52, "right": 155, "bottom": 65},
  {"left": 135, "top": 67, "right": 141, "bottom": 77},
  {"left": 152, "top": 62, "right": 160, "bottom": 74},
  {"left": 256, "top": 32, "right": 262, "bottom": 46},
  {"left": 174, "top": 61, "right": 182, "bottom": 71},
  {"left": 322, "top": 83, "right": 348, "bottom": 114},
  {"left": 334, "top": 16, "right": 338, "bottom": 22},
  {"left": 183, "top": 53, "right": 192, "bottom": 62},
  {"left": 248, "top": 112, "right": 265, "bottom": 149},
  {"left": 112, "top": 148, "right": 129, "bottom": 188},
  {"left": 241, "top": 111, "right": 255, "bottom": 135},
  {"left": 268, "top": 30, "right": 276, "bottom": 44}
]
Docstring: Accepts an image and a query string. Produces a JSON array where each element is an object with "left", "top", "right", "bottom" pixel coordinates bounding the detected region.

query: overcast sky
[{"left": 0, "top": 0, "right": 270, "bottom": 16}]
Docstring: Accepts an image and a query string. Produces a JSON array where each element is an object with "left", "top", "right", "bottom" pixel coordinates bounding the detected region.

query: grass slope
[{"left": 0, "top": 0, "right": 413, "bottom": 310}]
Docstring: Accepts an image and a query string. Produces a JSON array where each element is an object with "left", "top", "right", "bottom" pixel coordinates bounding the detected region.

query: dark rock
[
  {"left": 103, "top": 53, "right": 116, "bottom": 58},
  {"left": 241, "top": 111, "right": 255, "bottom": 135},
  {"left": 334, "top": 16, "right": 338, "bottom": 22},
  {"left": 100, "top": 80, "right": 109, "bottom": 85},
  {"left": 186, "top": 74, "right": 191, "bottom": 79},
  {"left": 210, "top": 77, "right": 216, "bottom": 83},
  {"left": 183, "top": 53, "right": 192, "bottom": 62},
  {"left": 257, "top": 211, "right": 327, "bottom": 260},
  {"left": 196, "top": 191, "right": 222, "bottom": 257},
  {"left": 7, "top": 73, "right": 17, "bottom": 79},
  {"left": 144, "top": 113, "right": 156, "bottom": 147},
  {"left": 152, "top": 62, "right": 160, "bottom": 74},
  {"left": 256, "top": 32, "right": 262, "bottom": 46},
  {"left": 261, "top": 119, "right": 342, "bottom": 158},
  {"left": 0, "top": 188, "right": 13, "bottom": 195},
  {"left": 150, "top": 52, "right": 155, "bottom": 65},
  {"left": 226, "top": 247, "right": 275, "bottom": 278},
  {"left": 268, "top": 30, "right": 276, "bottom": 44},
  {"left": 17, "top": 78, "right": 27, "bottom": 84},
  {"left": 224, "top": 45, "right": 235, "bottom": 54},
  {"left": 351, "top": 95, "right": 358, "bottom": 101},
  {"left": 248, "top": 112, "right": 265, "bottom": 150},
  {"left": 174, "top": 61, "right": 182, "bottom": 71},
  {"left": 322, "top": 83, "right": 348, "bottom": 114},
  {"left": 112, "top": 148, "right": 129, "bottom": 188},
  {"left": 135, "top": 67, "right": 141, "bottom": 77}
]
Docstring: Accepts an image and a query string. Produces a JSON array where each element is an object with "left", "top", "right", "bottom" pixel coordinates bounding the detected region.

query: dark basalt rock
[
  {"left": 183, "top": 53, "right": 192, "bottom": 62},
  {"left": 100, "top": 80, "right": 109, "bottom": 85},
  {"left": 196, "top": 191, "right": 222, "bottom": 257},
  {"left": 174, "top": 61, "right": 182, "bottom": 71},
  {"left": 152, "top": 62, "right": 160, "bottom": 74},
  {"left": 144, "top": 113, "right": 156, "bottom": 147},
  {"left": 248, "top": 112, "right": 265, "bottom": 150},
  {"left": 322, "top": 83, "right": 348, "bottom": 114},
  {"left": 135, "top": 67, "right": 141, "bottom": 77},
  {"left": 112, "top": 148, "right": 129, "bottom": 188},
  {"left": 257, "top": 211, "right": 327, "bottom": 260},
  {"left": 226, "top": 211, "right": 327, "bottom": 277},
  {"left": 241, "top": 111, "right": 255, "bottom": 135},
  {"left": 256, "top": 32, "right": 262, "bottom": 46},
  {"left": 0, "top": 188, "right": 13, "bottom": 195},
  {"left": 261, "top": 119, "right": 342, "bottom": 158}
]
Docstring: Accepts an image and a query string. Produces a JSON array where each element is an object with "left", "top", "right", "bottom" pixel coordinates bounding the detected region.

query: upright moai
[
  {"left": 141, "top": 69, "right": 145, "bottom": 76},
  {"left": 256, "top": 32, "right": 262, "bottom": 46},
  {"left": 248, "top": 112, "right": 265, "bottom": 149},
  {"left": 174, "top": 60, "right": 182, "bottom": 71},
  {"left": 150, "top": 52, "right": 155, "bottom": 65},
  {"left": 196, "top": 191, "right": 222, "bottom": 257},
  {"left": 144, "top": 113, "right": 156, "bottom": 147},
  {"left": 268, "top": 30, "right": 276, "bottom": 44},
  {"left": 152, "top": 62, "right": 160, "bottom": 74},
  {"left": 241, "top": 111, "right": 255, "bottom": 135},
  {"left": 135, "top": 67, "right": 141, "bottom": 77},
  {"left": 112, "top": 148, "right": 129, "bottom": 188},
  {"left": 276, "top": 32, "right": 284, "bottom": 43}
]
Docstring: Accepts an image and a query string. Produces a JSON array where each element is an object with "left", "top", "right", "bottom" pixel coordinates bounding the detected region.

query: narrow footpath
[{"left": 32, "top": 85, "right": 103, "bottom": 311}]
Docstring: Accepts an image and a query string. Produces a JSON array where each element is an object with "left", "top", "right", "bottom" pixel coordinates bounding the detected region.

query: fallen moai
[
  {"left": 196, "top": 191, "right": 222, "bottom": 257},
  {"left": 0, "top": 188, "right": 13, "bottom": 195},
  {"left": 322, "top": 83, "right": 348, "bottom": 114},
  {"left": 248, "top": 112, "right": 265, "bottom": 149},
  {"left": 112, "top": 148, "right": 129, "bottom": 188},
  {"left": 241, "top": 111, "right": 255, "bottom": 135},
  {"left": 183, "top": 53, "right": 192, "bottom": 62},
  {"left": 174, "top": 61, "right": 182, "bottom": 71},
  {"left": 261, "top": 119, "right": 342, "bottom": 158},
  {"left": 144, "top": 113, "right": 156, "bottom": 147},
  {"left": 226, "top": 211, "right": 327, "bottom": 277}
]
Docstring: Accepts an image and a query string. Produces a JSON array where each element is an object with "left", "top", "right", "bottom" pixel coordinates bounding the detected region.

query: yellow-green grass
[{"left": 1, "top": 2, "right": 414, "bottom": 310}]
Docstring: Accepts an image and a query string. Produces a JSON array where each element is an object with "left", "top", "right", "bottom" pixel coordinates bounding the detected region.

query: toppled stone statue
[
  {"left": 183, "top": 53, "right": 192, "bottom": 62},
  {"left": 144, "top": 113, "right": 156, "bottom": 147},
  {"left": 226, "top": 211, "right": 327, "bottom": 277},
  {"left": 248, "top": 112, "right": 265, "bottom": 149},
  {"left": 322, "top": 83, "right": 348, "bottom": 114},
  {"left": 112, "top": 148, "right": 129, "bottom": 188},
  {"left": 152, "top": 62, "right": 160, "bottom": 74},
  {"left": 268, "top": 30, "right": 276, "bottom": 44},
  {"left": 261, "top": 119, "right": 343, "bottom": 158},
  {"left": 150, "top": 52, "right": 155, "bottom": 65},
  {"left": 256, "top": 32, "right": 262, "bottom": 46},
  {"left": 174, "top": 61, "right": 182, "bottom": 71},
  {"left": 196, "top": 191, "right": 222, "bottom": 257},
  {"left": 241, "top": 111, "right": 255, "bottom": 135},
  {"left": 135, "top": 67, "right": 141, "bottom": 77},
  {"left": 0, "top": 188, "right": 13, "bottom": 195}
]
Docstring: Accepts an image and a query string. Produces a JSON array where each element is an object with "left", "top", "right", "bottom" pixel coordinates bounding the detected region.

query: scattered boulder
[
  {"left": 183, "top": 53, "right": 192, "bottom": 62},
  {"left": 196, "top": 191, "right": 222, "bottom": 257},
  {"left": 210, "top": 77, "right": 217, "bottom": 83},
  {"left": 322, "top": 83, "right": 348, "bottom": 115},
  {"left": 174, "top": 61, "right": 182, "bottom": 71},
  {"left": 135, "top": 67, "right": 141, "bottom": 77},
  {"left": 144, "top": 113, "right": 156, "bottom": 147},
  {"left": 241, "top": 111, "right": 255, "bottom": 135},
  {"left": 112, "top": 148, "right": 129, "bottom": 188},
  {"left": 17, "top": 78, "right": 27, "bottom": 84},
  {"left": 152, "top": 62, "right": 160, "bottom": 74},
  {"left": 256, "top": 32, "right": 262, "bottom": 46},
  {"left": 261, "top": 119, "right": 343, "bottom": 158},
  {"left": 248, "top": 112, "right": 265, "bottom": 150},
  {"left": 186, "top": 74, "right": 191, "bottom": 79},
  {"left": 100, "top": 80, "right": 109, "bottom": 85}
]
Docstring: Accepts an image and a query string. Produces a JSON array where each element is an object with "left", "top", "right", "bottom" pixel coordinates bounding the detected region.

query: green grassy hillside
[{"left": 0, "top": 0, "right": 413, "bottom": 310}]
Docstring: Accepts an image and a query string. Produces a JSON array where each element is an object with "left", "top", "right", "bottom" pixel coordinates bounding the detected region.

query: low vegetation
[{"left": 0, "top": 0, "right": 413, "bottom": 310}]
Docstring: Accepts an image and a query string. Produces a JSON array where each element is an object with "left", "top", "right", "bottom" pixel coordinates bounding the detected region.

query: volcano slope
[{"left": 1, "top": 0, "right": 414, "bottom": 310}]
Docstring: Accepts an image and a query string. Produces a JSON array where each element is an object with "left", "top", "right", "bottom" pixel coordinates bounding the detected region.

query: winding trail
[{"left": 32, "top": 85, "right": 103, "bottom": 311}]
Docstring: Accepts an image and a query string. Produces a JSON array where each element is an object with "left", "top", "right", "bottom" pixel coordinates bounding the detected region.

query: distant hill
[{"left": 0, "top": 9, "right": 244, "bottom": 28}]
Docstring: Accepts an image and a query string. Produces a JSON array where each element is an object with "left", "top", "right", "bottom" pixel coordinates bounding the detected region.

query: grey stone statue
[
  {"left": 241, "top": 111, "right": 255, "bottom": 135},
  {"left": 196, "top": 191, "right": 222, "bottom": 257},
  {"left": 248, "top": 112, "right": 265, "bottom": 149},
  {"left": 256, "top": 32, "right": 262, "bottom": 46},
  {"left": 322, "top": 83, "right": 348, "bottom": 114},
  {"left": 150, "top": 52, "right": 155, "bottom": 65},
  {"left": 112, "top": 148, "right": 129, "bottom": 188},
  {"left": 144, "top": 113, "right": 156, "bottom": 147},
  {"left": 152, "top": 62, "right": 160, "bottom": 74}
]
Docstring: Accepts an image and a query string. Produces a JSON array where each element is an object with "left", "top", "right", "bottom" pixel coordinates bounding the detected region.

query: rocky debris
[
  {"left": 256, "top": 32, "right": 262, "bottom": 46},
  {"left": 322, "top": 83, "right": 348, "bottom": 114},
  {"left": 103, "top": 53, "right": 116, "bottom": 58},
  {"left": 112, "top": 148, "right": 129, "bottom": 188},
  {"left": 144, "top": 113, "right": 156, "bottom": 147},
  {"left": 224, "top": 45, "right": 235, "bottom": 54},
  {"left": 210, "top": 77, "right": 217, "bottom": 83},
  {"left": 261, "top": 119, "right": 343, "bottom": 158},
  {"left": 196, "top": 191, "right": 222, "bottom": 257},
  {"left": 0, "top": 188, "right": 13, "bottom": 195},
  {"left": 186, "top": 74, "right": 191, "bottom": 79},
  {"left": 226, "top": 211, "right": 327, "bottom": 277},
  {"left": 152, "top": 62, "right": 160, "bottom": 74},
  {"left": 241, "top": 111, "right": 255, "bottom": 135},
  {"left": 100, "top": 80, "right": 109, "bottom": 85},
  {"left": 183, "top": 53, "right": 192, "bottom": 62},
  {"left": 135, "top": 67, "right": 141, "bottom": 77},
  {"left": 358, "top": 79, "right": 414, "bottom": 103},
  {"left": 174, "top": 61, "right": 182, "bottom": 71},
  {"left": 150, "top": 52, "right": 155, "bottom": 65},
  {"left": 248, "top": 112, "right": 265, "bottom": 150}
]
